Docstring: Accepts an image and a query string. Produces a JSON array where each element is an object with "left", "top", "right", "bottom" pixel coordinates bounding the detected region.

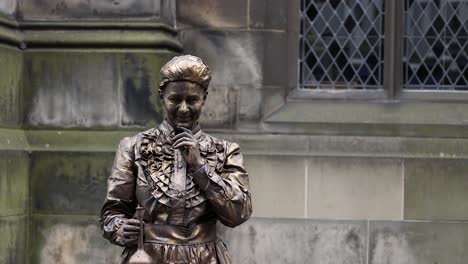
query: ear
[
  {"left": 202, "top": 91, "right": 208, "bottom": 106},
  {"left": 159, "top": 88, "right": 164, "bottom": 101}
]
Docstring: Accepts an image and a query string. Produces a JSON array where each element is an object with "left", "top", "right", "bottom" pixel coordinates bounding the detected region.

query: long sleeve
[
  {"left": 99, "top": 136, "right": 137, "bottom": 246},
  {"left": 192, "top": 142, "right": 252, "bottom": 228}
]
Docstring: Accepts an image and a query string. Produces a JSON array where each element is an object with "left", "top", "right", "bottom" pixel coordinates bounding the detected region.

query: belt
[{"left": 144, "top": 221, "right": 217, "bottom": 245}]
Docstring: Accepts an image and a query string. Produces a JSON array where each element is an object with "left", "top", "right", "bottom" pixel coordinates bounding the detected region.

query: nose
[{"left": 178, "top": 100, "right": 189, "bottom": 113}]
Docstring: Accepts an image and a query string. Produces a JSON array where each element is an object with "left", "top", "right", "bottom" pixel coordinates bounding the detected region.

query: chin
[{"left": 175, "top": 122, "right": 194, "bottom": 129}]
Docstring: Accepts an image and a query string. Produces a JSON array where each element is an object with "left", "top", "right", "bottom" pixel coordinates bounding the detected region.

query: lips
[{"left": 176, "top": 115, "right": 192, "bottom": 122}]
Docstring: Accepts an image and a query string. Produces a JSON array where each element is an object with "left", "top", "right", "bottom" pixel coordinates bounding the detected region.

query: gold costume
[{"left": 100, "top": 120, "right": 252, "bottom": 263}]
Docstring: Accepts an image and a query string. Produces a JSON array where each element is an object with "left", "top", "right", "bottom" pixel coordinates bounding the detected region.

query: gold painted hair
[{"left": 159, "top": 55, "right": 211, "bottom": 93}]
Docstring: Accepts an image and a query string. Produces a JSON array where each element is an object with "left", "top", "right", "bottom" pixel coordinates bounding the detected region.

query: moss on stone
[
  {"left": 0, "top": 216, "right": 27, "bottom": 264},
  {"left": 30, "top": 151, "right": 114, "bottom": 215},
  {"left": 29, "top": 214, "right": 121, "bottom": 264},
  {"left": 0, "top": 151, "right": 29, "bottom": 217},
  {"left": 0, "top": 45, "right": 23, "bottom": 128},
  {"left": 23, "top": 50, "right": 175, "bottom": 128}
]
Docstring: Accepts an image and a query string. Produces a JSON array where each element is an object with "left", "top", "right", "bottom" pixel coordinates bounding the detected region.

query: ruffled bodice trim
[{"left": 138, "top": 121, "right": 226, "bottom": 208}]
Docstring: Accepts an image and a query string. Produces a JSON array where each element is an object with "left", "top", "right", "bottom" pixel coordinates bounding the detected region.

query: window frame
[
  {"left": 263, "top": 0, "right": 468, "bottom": 138},
  {"left": 294, "top": 0, "right": 468, "bottom": 102}
]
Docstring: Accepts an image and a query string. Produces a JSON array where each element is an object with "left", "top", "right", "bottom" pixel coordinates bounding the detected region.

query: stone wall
[
  {"left": 0, "top": 0, "right": 468, "bottom": 263},
  {"left": 0, "top": 6, "right": 28, "bottom": 260}
]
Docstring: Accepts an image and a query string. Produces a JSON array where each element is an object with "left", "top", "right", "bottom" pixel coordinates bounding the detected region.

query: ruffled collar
[{"left": 138, "top": 120, "right": 211, "bottom": 208}]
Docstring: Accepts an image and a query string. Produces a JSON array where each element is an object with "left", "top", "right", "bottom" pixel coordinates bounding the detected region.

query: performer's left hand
[{"left": 172, "top": 127, "right": 204, "bottom": 172}]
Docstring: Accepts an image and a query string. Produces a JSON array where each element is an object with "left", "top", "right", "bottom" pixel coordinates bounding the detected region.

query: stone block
[
  {"left": 178, "top": 30, "right": 262, "bottom": 87},
  {"left": 176, "top": 0, "right": 247, "bottom": 29},
  {"left": 18, "top": 0, "right": 159, "bottom": 20},
  {"left": 0, "top": 0, "right": 16, "bottom": 17},
  {"left": 239, "top": 87, "right": 261, "bottom": 121},
  {"left": 404, "top": 159, "right": 468, "bottom": 220},
  {"left": 0, "top": 216, "right": 27, "bottom": 264},
  {"left": 231, "top": 133, "right": 309, "bottom": 156},
  {"left": 219, "top": 217, "right": 367, "bottom": 264},
  {"left": 29, "top": 214, "right": 121, "bottom": 264},
  {"left": 119, "top": 52, "right": 172, "bottom": 127},
  {"left": 0, "top": 45, "right": 22, "bottom": 128},
  {"left": 160, "top": 0, "right": 176, "bottom": 27},
  {"left": 178, "top": 30, "right": 287, "bottom": 88},
  {"left": 369, "top": 221, "right": 468, "bottom": 264},
  {"left": 23, "top": 51, "right": 167, "bottom": 128},
  {"left": 0, "top": 128, "right": 29, "bottom": 151},
  {"left": 244, "top": 155, "right": 306, "bottom": 218},
  {"left": 30, "top": 151, "right": 114, "bottom": 215},
  {"left": 199, "top": 86, "right": 237, "bottom": 129},
  {"left": 307, "top": 157, "right": 403, "bottom": 219},
  {"left": 262, "top": 32, "right": 288, "bottom": 87},
  {"left": 260, "top": 86, "right": 286, "bottom": 118},
  {"left": 0, "top": 151, "right": 29, "bottom": 217},
  {"left": 23, "top": 51, "right": 120, "bottom": 128},
  {"left": 249, "top": 0, "right": 288, "bottom": 30}
]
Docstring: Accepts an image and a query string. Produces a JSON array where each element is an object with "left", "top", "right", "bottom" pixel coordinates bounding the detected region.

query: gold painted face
[{"left": 161, "top": 81, "right": 206, "bottom": 130}]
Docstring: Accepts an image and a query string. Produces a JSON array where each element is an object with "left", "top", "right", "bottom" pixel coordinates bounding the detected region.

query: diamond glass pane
[
  {"left": 404, "top": 0, "right": 468, "bottom": 90},
  {"left": 300, "top": 0, "right": 385, "bottom": 90}
]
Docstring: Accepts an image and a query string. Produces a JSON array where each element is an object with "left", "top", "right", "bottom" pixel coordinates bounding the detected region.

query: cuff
[
  {"left": 110, "top": 217, "right": 127, "bottom": 246},
  {"left": 191, "top": 163, "right": 226, "bottom": 194}
]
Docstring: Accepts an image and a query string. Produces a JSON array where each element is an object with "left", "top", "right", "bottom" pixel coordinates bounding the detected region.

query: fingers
[
  {"left": 123, "top": 225, "right": 140, "bottom": 232},
  {"left": 122, "top": 221, "right": 140, "bottom": 238},
  {"left": 123, "top": 237, "right": 138, "bottom": 246},
  {"left": 173, "top": 136, "right": 197, "bottom": 147},
  {"left": 172, "top": 131, "right": 193, "bottom": 142},
  {"left": 123, "top": 222, "right": 139, "bottom": 246},
  {"left": 173, "top": 140, "right": 197, "bottom": 150},
  {"left": 178, "top": 127, "right": 192, "bottom": 133},
  {"left": 126, "top": 219, "right": 140, "bottom": 226}
]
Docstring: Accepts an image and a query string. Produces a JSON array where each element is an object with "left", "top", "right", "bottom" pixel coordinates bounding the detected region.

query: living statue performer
[{"left": 100, "top": 55, "right": 252, "bottom": 264}]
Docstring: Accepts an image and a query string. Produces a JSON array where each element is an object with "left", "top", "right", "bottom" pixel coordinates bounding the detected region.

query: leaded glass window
[
  {"left": 404, "top": 0, "right": 468, "bottom": 90},
  {"left": 300, "top": 0, "right": 385, "bottom": 90}
]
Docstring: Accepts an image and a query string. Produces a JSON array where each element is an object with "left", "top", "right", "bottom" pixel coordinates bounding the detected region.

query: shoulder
[
  {"left": 201, "top": 133, "right": 242, "bottom": 155},
  {"left": 116, "top": 127, "right": 159, "bottom": 151}
]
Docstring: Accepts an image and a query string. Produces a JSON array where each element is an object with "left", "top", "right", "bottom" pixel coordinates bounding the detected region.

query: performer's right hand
[{"left": 116, "top": 219, "right": 140, "bottom": 246}]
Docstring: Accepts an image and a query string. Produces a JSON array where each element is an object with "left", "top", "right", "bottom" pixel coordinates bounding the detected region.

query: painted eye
[{"left": 168, "top": 97, "right": 180, "bottom": 103}]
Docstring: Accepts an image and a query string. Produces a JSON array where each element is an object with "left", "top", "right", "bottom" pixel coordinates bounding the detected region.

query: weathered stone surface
[
  {"left": 25, "top": 130, "right": 136, "bottom": 152},
  {"left": 0, "top": 45, "right": 22, "bottom": 128},
  {"left": 24, "top": 51, "right": 167, "bottom": 128},
  {"left": 403, "top": 137, "right": 468, "bottom": 159},
  {"left": 239, "top": 86, "right": 261, "bottom": 121},
  {"left": 308, "top": 136, "right": 403, "bottom": 157},
  {"left": 30, "top": 215, "right": 121, "bottom": 264},
  {"left": 18, "top": 0, "right": 159, "bottom": 20},
  {"left": 199, "top": 86, "right": 237, "bottom": 129},
  {"left": 369, "top": 221, "right": 468, "bottom": 264},
  {"left": 249, "top": 0, "right": 288, "bottom": 30},
  {"left": 219, "top": 217, "right": 367, "bottom": 264},
  {"left": 178, "top": 30, "right": 287, "bottom": 88},
  {"left": 23, "top": 51, "right": 120, "bottom": 128},
  {"left": 230, "top": 133, "right": 309, "bottom": 155},
  {"left": 260, "top": 85, "right": 286, "bottom": 118},
  {"left": 178, "top": 30, "right": 261, "bottom": 87},
  {"left": 0, "top": 151, "right": 28, "bottom": 216},
  {"left": 0, "top": 128, "right": 29, "bottom": 151},
  {"left": 160, "top": 0, "right": 176, "bottom": 27},
  {"left": 0, "top": 216, "right": 27, "bottom": 264},
  {"left": 0, "top": 0, "right": 17, "bottom": 17},
  {"left": 404, "top": 159, "right": 468, "bottom": 220},
  {"left": 176, "top": 0, "right": 247, "bottom": 29},
  {"left": 244, "top": 155, "right": 306, "bottom": 218},
  {"left": 307, "top": 158, "right": 403, "bottom": 219},
  {"left": 261, "top": 32, "right": 288, "bottom": 87},
  {"left": 120, "top": 52, "right": 172, "bottom": 127},
  {"left": 30, "top": 151, "right": 114, "bottom": 215}
]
